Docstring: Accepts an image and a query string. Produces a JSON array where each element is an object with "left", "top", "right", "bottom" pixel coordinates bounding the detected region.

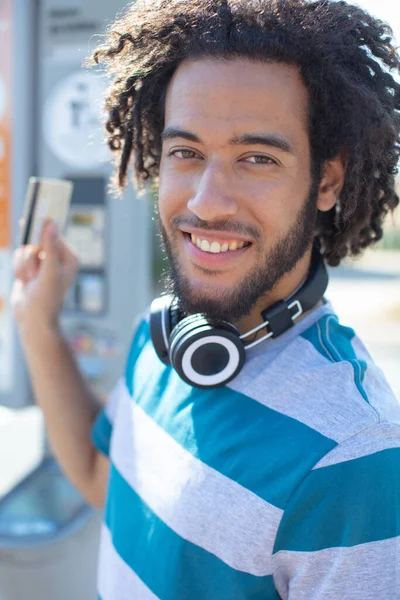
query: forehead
[{"left": 164, "top": 58, "right": 310, "bottom": 140}]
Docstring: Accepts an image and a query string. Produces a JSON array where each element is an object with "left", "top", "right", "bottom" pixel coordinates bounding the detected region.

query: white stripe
[
  {"left": 324, "top": 316, "right": 366, "bottom": 399},
  {"left": 351, "top": 337, "right": 400, "bottom": 424},
  {"left": 104, "top": 378, "right": 125, "bottom": 425},
  {"left": 317, "top": 319, "right": 336, "bottom": 361},
  {"left": 313, "top": 421, "right": 400, "bottom": 469},
  {"left": 110, "top": 382, "right": 282, "bottom": 577},
  {"left": 229, "top": 336, "right": 377, "bottom": 443},
  {"left": 98, "top": 523, "right": 159, "bottom": 600},
  {"left": 273, "top": 536, "right": 400, "bottom": 600}
]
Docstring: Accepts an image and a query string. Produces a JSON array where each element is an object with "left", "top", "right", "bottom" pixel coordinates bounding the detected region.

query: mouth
[
  {"left": 180, "top": 229, "right": 253, "bottom": 268},
  {"left": 185, "top": 232, "right": 252, "bottom": 254}
]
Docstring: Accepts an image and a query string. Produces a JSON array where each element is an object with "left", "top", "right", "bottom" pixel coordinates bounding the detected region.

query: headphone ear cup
[
  {"left": 169, "top": 303, "right": 181, "bottom": 331},
  {"left": 169, "top": 316, "right": 245, "bottom": 388},
  {"left": 150, "top": 295, "right": 175, "bottom": 365}
]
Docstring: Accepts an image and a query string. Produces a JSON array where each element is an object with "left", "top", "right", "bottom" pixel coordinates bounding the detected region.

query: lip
[{"left": 182, "top": 232, "right": 251, "bottom": 268}]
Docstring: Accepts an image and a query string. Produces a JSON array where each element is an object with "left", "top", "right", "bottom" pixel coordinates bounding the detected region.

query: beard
[{"left": 158, "top": 181, "right": 320, "bottom": 323}]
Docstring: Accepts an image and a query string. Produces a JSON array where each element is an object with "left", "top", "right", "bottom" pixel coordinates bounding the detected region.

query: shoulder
[
  {"left": 232, "top": 309, "right": 400, "bottom": 446},
  {"left": 300, "top": 311, "right": 400, "bottom": 422}
]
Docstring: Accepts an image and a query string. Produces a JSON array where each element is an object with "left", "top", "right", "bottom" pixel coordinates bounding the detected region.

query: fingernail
[{"left": 48, "top": 222, "right": 58, "bottom": 237}]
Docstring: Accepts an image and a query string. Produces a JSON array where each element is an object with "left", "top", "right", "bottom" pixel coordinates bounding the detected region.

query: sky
[
  {"left": 353, "top": 0, "right": 400, "bottom": 42},
  {"left": 354, "top": 1, "right": 400, "bottom": 190}
]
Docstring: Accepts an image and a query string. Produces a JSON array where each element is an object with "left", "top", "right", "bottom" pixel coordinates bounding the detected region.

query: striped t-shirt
[{"left": 91, "top": 301, "right": 400, "bottom": 599}]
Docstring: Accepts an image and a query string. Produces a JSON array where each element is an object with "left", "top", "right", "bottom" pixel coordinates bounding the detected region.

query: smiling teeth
[{"left": 191, "top": 235, "right": 247, "bottom": 253}]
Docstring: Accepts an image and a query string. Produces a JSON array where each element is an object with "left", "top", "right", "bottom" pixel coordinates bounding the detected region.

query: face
[{"left": 158, "top": 59, "right": 326, "bottom": 324}]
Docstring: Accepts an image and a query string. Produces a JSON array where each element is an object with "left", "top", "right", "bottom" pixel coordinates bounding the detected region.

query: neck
[{"left": 234, "top": 247, "right": 314, "bottom": 337}]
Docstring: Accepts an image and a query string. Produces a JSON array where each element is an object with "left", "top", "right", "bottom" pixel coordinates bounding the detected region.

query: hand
[{"left": 11, "top": 220, "right": 79, "bottom": 330}]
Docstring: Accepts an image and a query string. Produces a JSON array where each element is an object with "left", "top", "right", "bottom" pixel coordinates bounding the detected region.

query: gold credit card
[{"left": 20, "top": 177, "right": 74, "bottom": 246}]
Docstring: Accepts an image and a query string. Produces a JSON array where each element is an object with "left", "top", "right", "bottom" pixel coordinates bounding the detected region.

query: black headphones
[{"left": 150, "top": 245, "right": 328, "bottom": 389}]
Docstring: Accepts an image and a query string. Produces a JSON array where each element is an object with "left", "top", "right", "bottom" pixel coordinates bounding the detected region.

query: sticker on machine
[
  {"left": 0, "top": 74, "right": 6, "bottom": 121},
  {"left": 0, "top": 250, "right": 14, "bottom": 393},
  {"left": 43, "top": 71, "right": 110, "bottom": 169}
]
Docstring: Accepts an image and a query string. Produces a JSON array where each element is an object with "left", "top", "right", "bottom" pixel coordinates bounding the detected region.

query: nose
[{"left": 187, "top": 161, "right": 239, "bottom": 222}]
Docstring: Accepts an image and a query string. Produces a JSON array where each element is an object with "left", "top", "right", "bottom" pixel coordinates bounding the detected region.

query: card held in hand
[{"left": 20, "top": 177, "right": 74, "bottom": 247}]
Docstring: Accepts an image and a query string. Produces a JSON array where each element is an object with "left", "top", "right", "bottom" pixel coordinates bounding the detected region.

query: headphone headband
[
  {"left": 259, "top": 244, "right": 328, "bottom": 339},
  {"left": 150, "top": 246, "right": 328, "bottom": 389}
]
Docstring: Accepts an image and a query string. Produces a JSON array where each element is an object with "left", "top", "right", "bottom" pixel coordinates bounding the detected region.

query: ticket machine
[
  {"left": 0, "top": 1, "right": 154, "bottom": 598},
  {"left": 1, "top": 0, "right": 153, "bottom": 409}
]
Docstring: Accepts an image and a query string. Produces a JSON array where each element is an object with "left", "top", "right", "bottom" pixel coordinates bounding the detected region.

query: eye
[
  {"left": 169, "top": 149, "right": 202, "bottom": 160},
  {"left": 243, "top": 155, "right": 276, "bottom": 165}
]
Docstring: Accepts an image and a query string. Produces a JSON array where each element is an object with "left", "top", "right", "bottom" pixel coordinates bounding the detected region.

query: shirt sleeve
[{"left": 272, "top": 422, "right": 400, "bottom": 600}]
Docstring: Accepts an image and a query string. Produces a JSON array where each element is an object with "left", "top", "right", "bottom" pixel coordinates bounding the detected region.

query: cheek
[
  {"left": 158, "top": 169, "right": 193, "bottom": 224},
  {"left": 158, "top": 167, "right": 175, "bottom": 224},
  {"left": 245, "top": 181, "right": 287, "bottom": 232},
  {"left": 158, "top": 186, "right": 179, "bottom": 229},
  {"left": 246, "top": 175, "right": 308, "bottom": 241}
]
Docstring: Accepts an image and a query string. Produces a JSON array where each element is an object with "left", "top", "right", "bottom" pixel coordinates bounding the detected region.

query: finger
[
  {"left": 12, "top": 247, "right": 27, "bottom": 275},
  {"left": 39, "top": 220, "right": 62, "bottom": 280},
  {"left": 39, "top": 221, "right": 80, "bottom": 286},
  {"left": 10, "top": 279, "right": 25, "bottom": 310},
  {"left": 13, "top": 246, "right": 41, "bottom": 281},
  {"left": 58, "top": 236, "right": 80, "bottom": 272},
  {"left": 40, "top": 219, "right": 58, "bottom": 247},
  {"left": 39, "top": 223, "right": 79, "bottom": 273}
]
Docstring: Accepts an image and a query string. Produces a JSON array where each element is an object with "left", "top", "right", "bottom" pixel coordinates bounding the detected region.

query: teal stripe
[
  {"left": 125, "top": 317, "right": 152, "bottom": 378},
  {"left": 106, "top": 464, "right": 281, "bottom": 600},
  {"left": 274, "top": 447, "right": 400, "bottom": 553},
  {"left": 301, "top": 314, "right": 369, "bottom": 403},
  {"left": 91, "top": 318, "right": 149, "bottom": 458},
  {"left": 126, "top": 322, "right": 337, "bottom": 510},
  {"left": 91, "top": 411, "right": 112, "bottom": 457}
]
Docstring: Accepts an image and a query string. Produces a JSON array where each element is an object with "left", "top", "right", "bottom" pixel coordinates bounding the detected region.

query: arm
[
  {"left": 12, "top": 221, "right": 109, "bottom": 508},
  {"left": 18, "top": 320, "right": 109, "bottom": 508},
  {"left": 272, "top": 423, "right": 400, "bottom": 599}
]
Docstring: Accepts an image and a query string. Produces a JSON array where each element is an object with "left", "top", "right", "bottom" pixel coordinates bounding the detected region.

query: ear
[{"left": 317, "top": 154, "right": 346, "bottom": 212}]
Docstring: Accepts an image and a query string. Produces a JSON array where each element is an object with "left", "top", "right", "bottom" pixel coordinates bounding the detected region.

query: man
[{"left": 12, "top": 0, "right": 400, "bottom": 598}]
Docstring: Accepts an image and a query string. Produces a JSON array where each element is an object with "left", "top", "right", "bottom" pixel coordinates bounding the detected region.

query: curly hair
[{"left": 88, "top": 0, "right": 400, "bottom": 266}]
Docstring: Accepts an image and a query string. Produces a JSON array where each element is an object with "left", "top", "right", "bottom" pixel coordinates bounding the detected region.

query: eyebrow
[{"left": 162, "top": 127, "right": 296, "bottom": 155}]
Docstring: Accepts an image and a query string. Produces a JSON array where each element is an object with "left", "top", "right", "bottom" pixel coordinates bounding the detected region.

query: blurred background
[{"left": 0, "top": 0, "right": 398, "bottom": 598}]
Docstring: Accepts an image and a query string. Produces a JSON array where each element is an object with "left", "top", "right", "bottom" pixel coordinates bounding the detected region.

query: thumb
[{"left": 39, "top": 221, "right": 62, "bottom": 280}]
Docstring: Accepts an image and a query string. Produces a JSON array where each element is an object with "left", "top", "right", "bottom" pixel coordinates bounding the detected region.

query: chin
[
  {"left": 183, "top": 284, "right": 224, "bottom": 306},
  {"left": 177, "top": 279, "right": 253, "bottom": 322}
]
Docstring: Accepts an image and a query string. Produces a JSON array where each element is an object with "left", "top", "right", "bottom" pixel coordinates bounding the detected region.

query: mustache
[{"left": 170, "top": 216, "right": 262, "bottom": 242}]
